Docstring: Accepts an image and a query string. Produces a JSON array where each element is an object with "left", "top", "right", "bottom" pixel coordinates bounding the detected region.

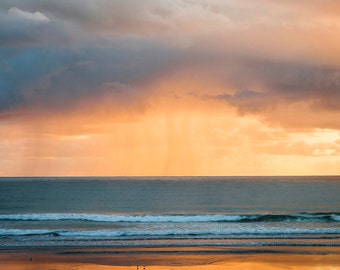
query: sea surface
[{"left": 0, "top": 176, "right": 339, "bottom": 248}]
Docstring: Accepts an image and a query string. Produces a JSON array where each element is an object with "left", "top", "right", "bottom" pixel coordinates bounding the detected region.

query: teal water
[{"left": 0, "top": 176, "right": 339, "bottom": 248}]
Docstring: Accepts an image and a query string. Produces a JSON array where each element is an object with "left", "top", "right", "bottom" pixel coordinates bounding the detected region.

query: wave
[
  {"left": 1, "top": 227, "right": 340, "bottom": 237},
  {"left": 0, "top": 213, "right": 339, "bottom": 223},
  {"left": 0, "top": 229, "right": 57, "bottom": 236}
]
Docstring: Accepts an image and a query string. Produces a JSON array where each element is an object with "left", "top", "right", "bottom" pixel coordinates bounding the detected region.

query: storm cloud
[
  {"left": 206, "top": 60, "right": 340, "bottom": 113},
  {"left": 1, "top": 0, "right": 340, "bottom": 129}
]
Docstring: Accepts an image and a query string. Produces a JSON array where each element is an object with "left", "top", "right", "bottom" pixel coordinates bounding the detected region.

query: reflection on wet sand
[{"left": 1, "top": 246, "right": 339, "bottom": 270}]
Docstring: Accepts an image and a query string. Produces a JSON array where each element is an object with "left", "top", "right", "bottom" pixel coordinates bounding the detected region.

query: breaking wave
[
  {"left": 1, "top": 227, "right": 340, "bottom": 237},
  {"left": 0, "top": 213, "right": 339, "bottom": 223}
]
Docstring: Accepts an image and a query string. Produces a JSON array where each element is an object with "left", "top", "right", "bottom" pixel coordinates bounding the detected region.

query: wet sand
[{"left": 1, "top": 246, "right": 340, "bottom": 270}]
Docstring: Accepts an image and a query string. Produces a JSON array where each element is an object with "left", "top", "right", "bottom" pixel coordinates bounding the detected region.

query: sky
[{"left": 1, "top": 0, "right": 340, "bottom": 176}]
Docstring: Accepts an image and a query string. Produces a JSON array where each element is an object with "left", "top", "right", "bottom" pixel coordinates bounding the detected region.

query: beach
[{"left": 1, "top": 246, "right": 340, "bottom": 270}]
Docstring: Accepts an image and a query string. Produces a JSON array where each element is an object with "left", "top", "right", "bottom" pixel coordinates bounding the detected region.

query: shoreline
[{"left": 1, "top": 246, "right": 340, "bottom": 269}]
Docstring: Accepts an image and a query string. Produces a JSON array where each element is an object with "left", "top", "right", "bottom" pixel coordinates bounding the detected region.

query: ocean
[{"left": 0, "top": 176, "right": 339, "bottom": 249}]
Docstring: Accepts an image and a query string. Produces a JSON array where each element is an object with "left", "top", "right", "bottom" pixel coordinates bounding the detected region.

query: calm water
[{"left": 0, "top": 176, "right": 339, "bottom": 248}]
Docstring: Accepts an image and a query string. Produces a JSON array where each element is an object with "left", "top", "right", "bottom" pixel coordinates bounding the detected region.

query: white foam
[
  {"left": 331, "top": 214, "right": 340, "bottom": 221},
  {"left": 1, "top": 226, "right": 339, "bottom": 238},
  {"left": 0, "top": 229, "right": 53, "bottom": 236},
  {"left": 58, "top": 227, "right": 340, "bottom": 237},
  {"left": 0, "top": 213, "right": 244, "bottom": 223},
  {"left": 0, "top": 213, "right": 338, "bottom": 223}
]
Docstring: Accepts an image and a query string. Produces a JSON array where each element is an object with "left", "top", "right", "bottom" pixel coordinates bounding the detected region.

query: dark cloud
[
  {"left": 201, "top": 58, "right": 340, "bottom": 114},
  {"left": 0, "top": 1, "right": 181, "bottom": 117},
  {"left": 1, "top": 0, "right": 340, "bottom": 131},
  {"left": 0, "top": 0, "right": 175, "bottom": 40},
  {"left": 0, "top": 40, "right": 179, "bottom": 115},
  {"left": 210, "top": 90, "right": 275, "bottom": 115}
]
